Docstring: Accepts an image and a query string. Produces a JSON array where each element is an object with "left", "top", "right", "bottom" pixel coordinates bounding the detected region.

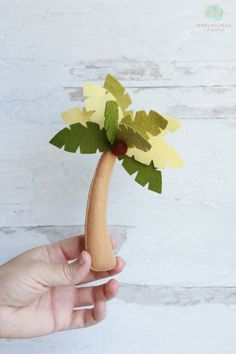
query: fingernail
[
  {"left": 78, "top": 251, "right": 86, "bottom": 265},
  {"left": 119, "top": 258, "right": 126, "bottom": 269}
]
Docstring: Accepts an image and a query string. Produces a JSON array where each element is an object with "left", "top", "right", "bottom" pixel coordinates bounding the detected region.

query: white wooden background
[{"left": 0, "top": 0, "right": 236, "bottom": 353}]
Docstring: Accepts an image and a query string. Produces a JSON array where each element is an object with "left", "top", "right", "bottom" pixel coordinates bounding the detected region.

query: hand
[{"left": 0, "top": 235, "right": 125, "bottom": 339}]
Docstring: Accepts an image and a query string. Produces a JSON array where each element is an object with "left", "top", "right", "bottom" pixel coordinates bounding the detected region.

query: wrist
[
  {"left": 0, "top": 267, "right": 5, "bottom": 308},
  {"left": 0, "top": 306, "right": 9, "bottom": 339}
]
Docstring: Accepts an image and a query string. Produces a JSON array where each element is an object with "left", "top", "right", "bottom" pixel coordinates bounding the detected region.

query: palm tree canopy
[{"left": 49, "top": 74, "right": 184, "bottom": 193}]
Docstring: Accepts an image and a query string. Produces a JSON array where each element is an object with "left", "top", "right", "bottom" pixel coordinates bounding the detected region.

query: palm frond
[
  {"left": 117, "top": 124, "right": 151, "bottom": 152},
  {"left": 126, "top": 139, "right": 184, "bottom": 169},
  {"left": 104, "top": 74, "right": 132, "bottom": 113},
  {"left": 104, "top": 100, "right": 119, "bottom": 143},
  {"left": 49, "top": 122, "right": 110, "bottom": 154},
  {"left": 61, "top": 107, "right": 93, "bottom": 126},
  {"left": 121, "top": 110, "right": 168, "bottom": 139},
  {"left": 119, "top": 155, "right": 162, "bottom": 193}
]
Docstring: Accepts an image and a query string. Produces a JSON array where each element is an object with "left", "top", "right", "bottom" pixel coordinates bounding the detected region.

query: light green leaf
[
  {"left": 121, "top": 110, "right": 168, "bottom": 139},
  {"left": 49, "top": 122, "right": 110, "bottom": 154},
  {"left": 104, "top": 100, "right": 119, "bottom": 143},
  {"left": 120, "top": 155, "right": 162, "bottom": 194},
  {"left": 104, "top": 74, "right": 132, "bottom": 112},
  {"left": 117, "top": 123, "right": 151, "bottom": 152}
]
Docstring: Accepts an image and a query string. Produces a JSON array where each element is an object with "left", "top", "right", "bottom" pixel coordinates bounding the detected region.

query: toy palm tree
[{"left": 50, "top": 74, "right": 184, "bottom": 271}]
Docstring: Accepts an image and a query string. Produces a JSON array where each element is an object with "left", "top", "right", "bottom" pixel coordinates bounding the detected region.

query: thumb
[{"left": 37, "top": 251, "right": 91, "bottom": 287}]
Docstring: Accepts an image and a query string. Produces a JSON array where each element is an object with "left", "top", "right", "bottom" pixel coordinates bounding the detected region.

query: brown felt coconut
[{"left": 50, "top": 74, "right": 184, "bottom": 271}]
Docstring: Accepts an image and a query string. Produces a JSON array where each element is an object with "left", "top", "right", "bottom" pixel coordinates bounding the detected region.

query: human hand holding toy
[
  {"left": 50, "top": 74, "right": 184, "bottom": 271},
  {"left": 0, "top": 235, "right": 124, "bottom": 338}
]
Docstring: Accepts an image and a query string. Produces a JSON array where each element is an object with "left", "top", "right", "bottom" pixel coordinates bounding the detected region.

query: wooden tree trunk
[{"left": 85, "top": 151, "right": 117, "bottom": 271}]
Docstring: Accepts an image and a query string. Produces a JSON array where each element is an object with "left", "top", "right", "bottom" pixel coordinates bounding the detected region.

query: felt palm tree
[{"left": 50, "top": 74, "right": 184, "bottom": 271}]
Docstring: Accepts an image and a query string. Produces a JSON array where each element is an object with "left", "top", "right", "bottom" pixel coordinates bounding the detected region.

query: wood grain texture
[
  {"left": 1, "top": 85, "right": 235, "bottom": 120},
  {"left": 0, "top": 0, "right": 235, "bottom": 352},
  {"left": 1, "top": 300, "right": 236, "bottom": 354},
  {"left": 118, "top": 283, "right": 236, "bottom": 306},
  {"left": 1, "top": 301, "right": 236, "bottom": 354}
]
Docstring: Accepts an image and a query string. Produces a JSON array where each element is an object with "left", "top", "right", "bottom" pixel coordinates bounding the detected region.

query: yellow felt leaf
[
  {"left": 61, "top": 107, "right": 93, "bottom": 126},
  {"left": 83, "top": 81, "right": 106, "bottom": 97},
  {"left": 127, "top": 139, "right": 184, "bottom": 169},
  {"left": 83, "top": 81, "right": 122, "bottom": 127},
  {"left": 164, "top": 115, "right": 181, "bottom": 132},
  {"left": 149, "top": 115, "right": 182, "bottom": 139}
]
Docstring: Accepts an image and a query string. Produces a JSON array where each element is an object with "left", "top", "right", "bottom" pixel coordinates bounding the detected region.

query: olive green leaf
[
  {"left": 121, "top": 110, "right": 168, "bottom": 139},
  {"left": 120, "top": 155, "right": 162, "bottom": 193},
  {"left": 104, "top": 74, "right": 132, "bottom": 112},
  {"left": 49, "top": 122, "right": 110, "bottom": 154},
  {"left": 117, "top": 123, "right": 151, "bottom": 152}
]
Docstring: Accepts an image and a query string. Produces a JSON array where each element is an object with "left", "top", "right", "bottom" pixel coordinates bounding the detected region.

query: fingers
[
  {"left": 80, "top": 256, "right": 125, "bottom": 285},
  {"left": 49, "top": 235, "right": 117, "bottom": 261},
  {"left": 55, "top": 235, "right": 86, "bottom": 261},
  {"left": 36, "top": 251, "right": 92, "bottom": 287},
  {"left": 69, "top": 301, "right": 107, "bottom": 330},
  {"left": 74, "top": 279, "right": 119, "bottom": 307}
]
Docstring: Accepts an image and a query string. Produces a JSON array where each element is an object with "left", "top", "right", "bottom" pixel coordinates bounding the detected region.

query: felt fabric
[
  {"left": 127, "top": 139, "right": 184, "bottom": 169},
  {"left": 85, "top": 151, "right": 117, "bottom": 271},
  {"left": 49, "top": 74, "right": 184, "bottom": 271},
  {"left": 121, "top": 110, "right": 168, "bottom": 139},
  {"left": 120, "top": 155, "right": 162, "bottom": 193},
  {"left": 104, "top": 100, "right": 119, "bottom": 143},
  {"left": 61, "top": 107, "right": 93, "bottom": 126},
  {"left": 117, "top": 124, "right": 151, "bottom": 152},
  {"left": 104, "top": 74, "right": 132, "bottom": 112},
  {"left": 49, "top": 122, "right": 110, "bottom": 154},
  {"left": 50, "top": 74, "right": 184, "bottom": 192},
  {"left": 83, "top": 81, "right": 122, "bottom": 127}
]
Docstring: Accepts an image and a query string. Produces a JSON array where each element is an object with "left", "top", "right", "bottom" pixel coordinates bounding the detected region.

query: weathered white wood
[
  {"left": 0, "top": 0, "right": 235, "bottom": 352},
  {"left": 1, "top": 300, "right": 236, "bottom": 354},
  {"left": 0, "top": 203, "right": 236, "bottom": 287},
  {"left": 0, "top": 0, "right": 235, "bottom": 93},
  {"left": 0, "top": 0, "right": 235, "bottom": 63},
  {"left": 1, "top": 60, "right": 236, "bottom": 90},
  {"left": 1, "top": 85, "right": 235, "bottom": 121},
  {"left": 118, "top": 283, "right": 236, "bottom": 305},
  {"left": 65, "top": 86, "right": 236, "bottom": 119}
]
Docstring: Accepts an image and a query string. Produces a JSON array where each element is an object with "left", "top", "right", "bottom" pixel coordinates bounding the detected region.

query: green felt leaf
[
  {"left": 49, "top": 128, "right": 70, "bottom": 149},
  {"left": 120, "top": 155, "right": 162, "bottom": 194},
  {"left": 104, "top": 100, "right": 119, "bottom": 143},
  {"left": 121, "top": 110, "right": 168, "bottom": 139},
  {"left": 117, "top": 123, "right": 151, "bottom": 152},
  {"left": 104, "top": 74, "right": 132, "bottom": 112},
  {"left": 49, "top": 122, "right": 110, "bottom": 154}
]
